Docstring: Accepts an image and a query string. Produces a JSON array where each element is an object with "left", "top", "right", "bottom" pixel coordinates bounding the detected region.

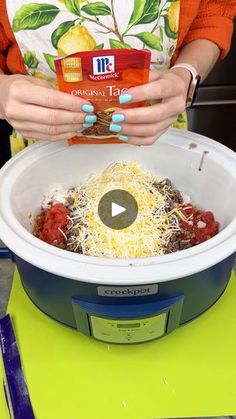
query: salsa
[
  {"left": 179, "top": 205, "right": 219, "bottom": 246},
  {"left": 34, "top": 203, "right": 69, "bottom": 246}
]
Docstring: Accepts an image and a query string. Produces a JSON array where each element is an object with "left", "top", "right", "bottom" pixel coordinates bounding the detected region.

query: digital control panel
[{"left": 90, "top": 313, "right": 167, "bottom": 343}]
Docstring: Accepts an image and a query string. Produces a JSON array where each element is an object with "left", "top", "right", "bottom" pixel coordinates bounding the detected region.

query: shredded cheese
[{"left": 44, "top": 162, "right": 185, "bottom": 258}]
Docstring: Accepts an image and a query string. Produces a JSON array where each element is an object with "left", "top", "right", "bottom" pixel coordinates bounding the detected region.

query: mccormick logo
[
  {"left": 90, "top": 55, "right": 118, "bottom": 80},
  {"left": 92, "top": 55, "right": 115, "bottom": 75}
]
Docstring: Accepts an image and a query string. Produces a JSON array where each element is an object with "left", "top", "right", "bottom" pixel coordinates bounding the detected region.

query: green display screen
[{"left": 117, "top": 323, "right": 140, "bottom": 329}]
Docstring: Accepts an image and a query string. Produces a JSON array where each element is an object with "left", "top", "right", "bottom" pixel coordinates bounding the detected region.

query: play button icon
[
  {"left": 98, "top": 189, "right": 138, "bottom": 230},
  {"left": 112, "top": 202, "right": 126, "bottom": 217}
]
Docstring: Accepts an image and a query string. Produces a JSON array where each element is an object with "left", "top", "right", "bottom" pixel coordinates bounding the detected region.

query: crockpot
[{"left": 0, "top": 128, "right": 235, "bottom": 344}]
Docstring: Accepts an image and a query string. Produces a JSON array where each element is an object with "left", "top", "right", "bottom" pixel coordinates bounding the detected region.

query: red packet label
[{"left": 55, "top": 49, "right": 151, "bottom": 144}]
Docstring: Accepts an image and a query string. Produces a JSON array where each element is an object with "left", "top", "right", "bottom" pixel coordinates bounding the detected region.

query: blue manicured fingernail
[
  {"left": 109, "top": 123, "right": 122, "bottom": 133},
  {"left": 118, "top": 135, "right": 128, "bottom": 142},
  {"left": 82, "top": 104, "right": 94, "bottom": 113},
  {"left": 84, "top": 114, "right": 97, "bottom": 123},
  {"left": 82, "top": 122, "right": 94, "bottom": 128},
  {"left": 112, "top": 114, "right": 125, "bottom": 123},
  {"left": 119, "top": 93, "right": 132, "bottom": 104}
]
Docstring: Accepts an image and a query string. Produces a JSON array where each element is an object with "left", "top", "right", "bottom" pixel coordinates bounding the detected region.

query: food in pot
[{"left": 33, "top": 162, "right": 219, "bottom": 258}]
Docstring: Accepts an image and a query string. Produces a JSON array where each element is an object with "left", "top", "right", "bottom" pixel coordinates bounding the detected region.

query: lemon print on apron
[
  {"left": 164, "top": 1, "right": 179, "bottom": 39},
  {"left": 7, "top": 0, "right": 186, "bottom": 155},
  {"left": 57, "top": 25, "right": 96, "bottom": 56}
]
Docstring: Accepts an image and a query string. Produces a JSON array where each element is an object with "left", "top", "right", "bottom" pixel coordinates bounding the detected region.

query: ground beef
[{"left": 153, "top": 178, "right": 183, "bottom": 206}]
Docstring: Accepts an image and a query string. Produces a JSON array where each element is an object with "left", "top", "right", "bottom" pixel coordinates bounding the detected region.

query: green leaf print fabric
[
  {"left": 125, "top": 0, "right": 160, "bottom": 32},
  {"left": 81, "top": 2, "right": 112, "bottom": 16},
  {"left": 12, "top": 3, "right": 60, "bottom": 31},
  {"left": 24, "top": 50, "right": 39, "bottom": 68},
  {"left": 64, "top": 0, "right": 81, "bottom": 15}
]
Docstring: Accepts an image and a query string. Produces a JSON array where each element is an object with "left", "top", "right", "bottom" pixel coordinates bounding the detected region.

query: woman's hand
[
  {"left": 0, "top": 74, "right": 96, "bottom": 141},
  {"left": 110, "top": 67, "right": 191, "bottom": 145}
]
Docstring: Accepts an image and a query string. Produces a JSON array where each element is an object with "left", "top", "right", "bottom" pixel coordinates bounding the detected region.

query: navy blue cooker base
[{"left": 13, "top": 254, "right": 235, "bottom": 335}]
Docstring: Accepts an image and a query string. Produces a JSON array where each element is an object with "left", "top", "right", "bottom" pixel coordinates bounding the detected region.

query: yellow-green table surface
[{"left": 1, "top": 270, "right": 236, "bottom": 419}]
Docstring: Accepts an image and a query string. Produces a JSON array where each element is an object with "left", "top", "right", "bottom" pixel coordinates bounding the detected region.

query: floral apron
[{"left": 6, "top": 0, "right": 186, "bottom": 155}]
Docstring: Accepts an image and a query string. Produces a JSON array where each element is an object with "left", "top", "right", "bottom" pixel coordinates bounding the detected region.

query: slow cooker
[{"left": 0, "top": 128, "right": 235, "bottom": 344}]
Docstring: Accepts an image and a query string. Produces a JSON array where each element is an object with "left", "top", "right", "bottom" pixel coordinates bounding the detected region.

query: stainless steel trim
[
  {"left": 192, "top": 99, "right": 236, "bottom": 106},
  {"left": 192, "top": 85, "right": 236, "bottom": 107}
]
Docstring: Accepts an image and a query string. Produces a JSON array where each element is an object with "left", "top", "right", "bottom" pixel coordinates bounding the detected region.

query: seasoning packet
[{"left": 55, "top": 48, "right": 151, "bottom": 144}]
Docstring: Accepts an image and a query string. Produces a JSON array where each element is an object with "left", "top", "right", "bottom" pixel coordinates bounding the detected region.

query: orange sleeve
[
  {"left": 0, "top": 1, "right": 26, "bottom": 74},
  {"left": 181, "top": 0, "right": 236, "bottom": 59},
  {"left": 0, "top": 22, "right": 10, "bottom": 73}
]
